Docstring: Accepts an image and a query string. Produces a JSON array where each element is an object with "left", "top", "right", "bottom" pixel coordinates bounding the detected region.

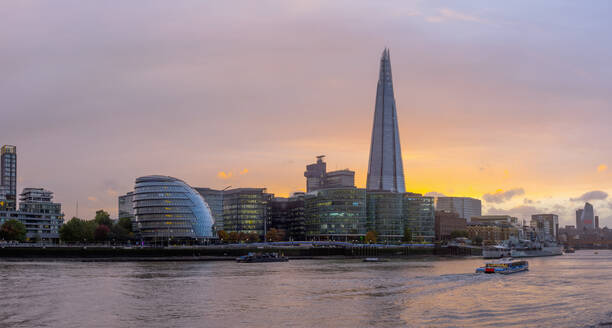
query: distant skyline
[{"left": 2, "top": 1, "right": 612, "bottom": 226}]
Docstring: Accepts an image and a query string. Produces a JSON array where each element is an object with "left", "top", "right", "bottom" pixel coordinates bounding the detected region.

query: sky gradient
[{"left": 2, "top": 1, "right": 612, "bottom": 226}]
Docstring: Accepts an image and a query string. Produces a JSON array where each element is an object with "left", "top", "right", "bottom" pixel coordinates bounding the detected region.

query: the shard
[{"left": 366, "top": 48, "right": 406, "bottom": 192}]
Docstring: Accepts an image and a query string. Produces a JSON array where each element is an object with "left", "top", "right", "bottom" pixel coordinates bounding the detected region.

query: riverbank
[{"left": 0, "top": 244, "right": 481, "bottom": 261}]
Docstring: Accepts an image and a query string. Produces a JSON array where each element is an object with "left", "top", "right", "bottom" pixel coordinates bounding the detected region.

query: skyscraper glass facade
[
  {"left": 366, "top": 49, "right": 406, "bottom": 193},
  {"left": 304, "top": 188, "right": 367, "bottom": 241},
  {"left": 367, "top": 191, "right": 404, "bottom": 241},
  {"left": 132, "top": 175, "right": 215, "bottom": 241},
  {"left": 222, "top": 188, "right": 270, "bottom": 236},
  {"left": 402, "top": 193, "right": 435, "bottom": 242},
  {"left": 195, "top": 187, "right": 224, "bottom": 232}
]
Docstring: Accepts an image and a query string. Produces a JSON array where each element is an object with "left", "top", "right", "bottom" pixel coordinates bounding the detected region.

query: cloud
[
  {"left": 87, "top": 196, "right": 98, "bottom": 202},
  {"left": 217, "top": 171, "right": 233, "bottom": 179},
  {"left": 240, "top": 168, "right": 249, "bottom": 175},
  {"left": 598, "top": 164, "right": 608, "bottom": 172},
  {"left": 570, "top": 190, "right": 608, "bottom": 202},
  {"left": 426, "top": 8, "right": 482, "bottom": 23},
  {"left": 523, "top": 198, "right": 537, "bottom": 204},
  {"left": 486, "top": 205, "right": 543, "bottom": 219},
  {"left": 425, "top": 192, "right": 446, "bottom": 197},
  {"left": 482, "top": 188, "right": 525, "bottom": 203}
]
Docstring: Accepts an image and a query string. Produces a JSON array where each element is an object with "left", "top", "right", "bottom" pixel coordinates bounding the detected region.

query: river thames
[{"left": 1, "top": 250, "right": 611, "bottom": 328}]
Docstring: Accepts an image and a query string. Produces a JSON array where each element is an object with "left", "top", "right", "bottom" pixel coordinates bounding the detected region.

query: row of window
[
  {"left": 133, "top": 193, "right": 189, "bottom": 201},
  {"left": 133, "top": 199, "right": 194, "bottom": 207}
]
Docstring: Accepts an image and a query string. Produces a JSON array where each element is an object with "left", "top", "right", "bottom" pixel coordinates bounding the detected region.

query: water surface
[{"left": 1, "top": 250, "right": 610, "bottom": 327}]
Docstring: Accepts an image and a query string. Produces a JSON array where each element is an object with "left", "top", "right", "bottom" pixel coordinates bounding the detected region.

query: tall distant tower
[
  {"left": 1, "top": 145, "right": 17, "bottom": 210},
  {"left": 580, "top": 202, "right": 595, "bottom": 230},
  {"left": 366, "top": 48, "right": 405, "bottom": 192}
]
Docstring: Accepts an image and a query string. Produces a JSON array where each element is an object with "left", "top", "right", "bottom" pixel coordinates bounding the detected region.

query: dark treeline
[{"left": 59, "top": 210, "right": 134, "bottom": 244}]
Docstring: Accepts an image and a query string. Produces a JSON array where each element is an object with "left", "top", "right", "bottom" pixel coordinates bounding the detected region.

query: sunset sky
[{"left": 2, "top": 1, "right": 611, "bottom": 226}]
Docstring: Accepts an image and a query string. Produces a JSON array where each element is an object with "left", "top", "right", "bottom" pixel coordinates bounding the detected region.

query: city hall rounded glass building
[{"left": 133, "top": 175, "right": 215, "bottom": 242}]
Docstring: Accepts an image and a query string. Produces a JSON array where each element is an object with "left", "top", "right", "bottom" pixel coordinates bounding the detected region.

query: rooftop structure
[{"left": 304, "top": 156, "right": 355, "bottom": 192}]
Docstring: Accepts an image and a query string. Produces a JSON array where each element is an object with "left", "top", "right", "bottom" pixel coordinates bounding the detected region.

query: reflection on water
[{"left": 1, "top": 251, "right": 611, "bottom": 327}]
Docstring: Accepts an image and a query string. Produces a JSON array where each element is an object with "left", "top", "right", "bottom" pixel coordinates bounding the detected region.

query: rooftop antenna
[{"left": 76, "top": 200, "right": 79, "bottom": 218}]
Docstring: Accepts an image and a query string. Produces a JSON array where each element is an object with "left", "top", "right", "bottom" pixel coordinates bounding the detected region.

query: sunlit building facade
[
  {"left": 436, "top": 197, "right": 481, "bottom": 222},
  {"left": 132, "top": 175, "right": 215, "bottom": 243}
]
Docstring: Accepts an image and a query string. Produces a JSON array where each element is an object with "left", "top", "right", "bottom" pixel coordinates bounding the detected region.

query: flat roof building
[
  {"left": 435, "top": 210, "right": 467, "bottom": 241},
  {"left": 222, "top": 188, "right": 271, "bottom": 237},
  {"left": 530, "top": 214, "right": 559, "bottom": 241},
  {"left": 0, "top": 188, "right": 64, "bottom": 242},
  {"left": 436, "top": 197, "right": 481, "bottom": 222}
]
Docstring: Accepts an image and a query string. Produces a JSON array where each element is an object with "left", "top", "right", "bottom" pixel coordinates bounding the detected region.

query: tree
[
  {"left": 450, "top": 230, "right": 469, "bottom": 239},
  {"left": 238, "top": 232, "right": 248, "bottom": 243},
  {"left": 228, "top": 231, "right": 239, "bottom": 243},
  {"left": 247, "top": 232, "right": 260, "bottom": 243},
  {"left": 472, "top": 235, "right": 483, "bottom": 246},
  {"left": 402, "top": 227, "right": 412, "bottom": 243},
  {"left": 94, "top": 210, "right": 113, "bottom": 228},
  {"left": 217, "top": 230, "right": 229, "bottom": 243},
  {"left": 94, "top": 225, "right": 110, "bottom": 241},
  {"left": 265, "top": 228, "right": 280, "bottom": 242},
  {"left": 0, "top": 219, "right": 27, "bottom": 242},
  {"left": 59, "top": 217, "right": 96, "bottom": 243},
  {"left": 111, "top": 223, "right": 130, "bottom": 243},
  {"left": 365, "top": 230, "right": 378, "bottom": 244},
  {"left": 117, "top": 217, "right": 133, "bottom": 232}
]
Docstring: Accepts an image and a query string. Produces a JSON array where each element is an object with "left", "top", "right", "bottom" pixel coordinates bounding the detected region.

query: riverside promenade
[{"left": 0, "top": 242, "right": 481, "bottom": 261}]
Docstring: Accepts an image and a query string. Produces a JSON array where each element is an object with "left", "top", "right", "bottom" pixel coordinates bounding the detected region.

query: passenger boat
[
  {"left": 476, "top": 258, "right": 529, "bottom": 274},
  {"left": 236, "top": 252, "right": 289, "bottom": 263}
]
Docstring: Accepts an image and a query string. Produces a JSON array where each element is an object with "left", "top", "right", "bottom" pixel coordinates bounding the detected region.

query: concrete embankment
[{"left": 0, "top": 245, "right": 480, "bottom": 261}]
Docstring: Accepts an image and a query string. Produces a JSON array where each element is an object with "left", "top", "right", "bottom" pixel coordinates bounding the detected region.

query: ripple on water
[{"left": 1, "top": 252, "right": 612, "bottom": 328}]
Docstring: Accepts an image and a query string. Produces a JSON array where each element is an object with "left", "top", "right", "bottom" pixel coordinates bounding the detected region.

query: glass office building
[
  {"left": 222, "top": 188, "right": 271, "bottom": 237},
  {"left": 195, "top": 187, "right": 225, "bottom": 232},
  {"left": 304, "top": 188, "right": 367, "bottom": 241},
  {"left": 132, "top": 175, "right": 215, "bottom": 243},
  {"left": 367, "top": 191, "right": 404, "bottom": 241},
  {"left": 402, "top": 193, "right": 435, "bottom": 242}
]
